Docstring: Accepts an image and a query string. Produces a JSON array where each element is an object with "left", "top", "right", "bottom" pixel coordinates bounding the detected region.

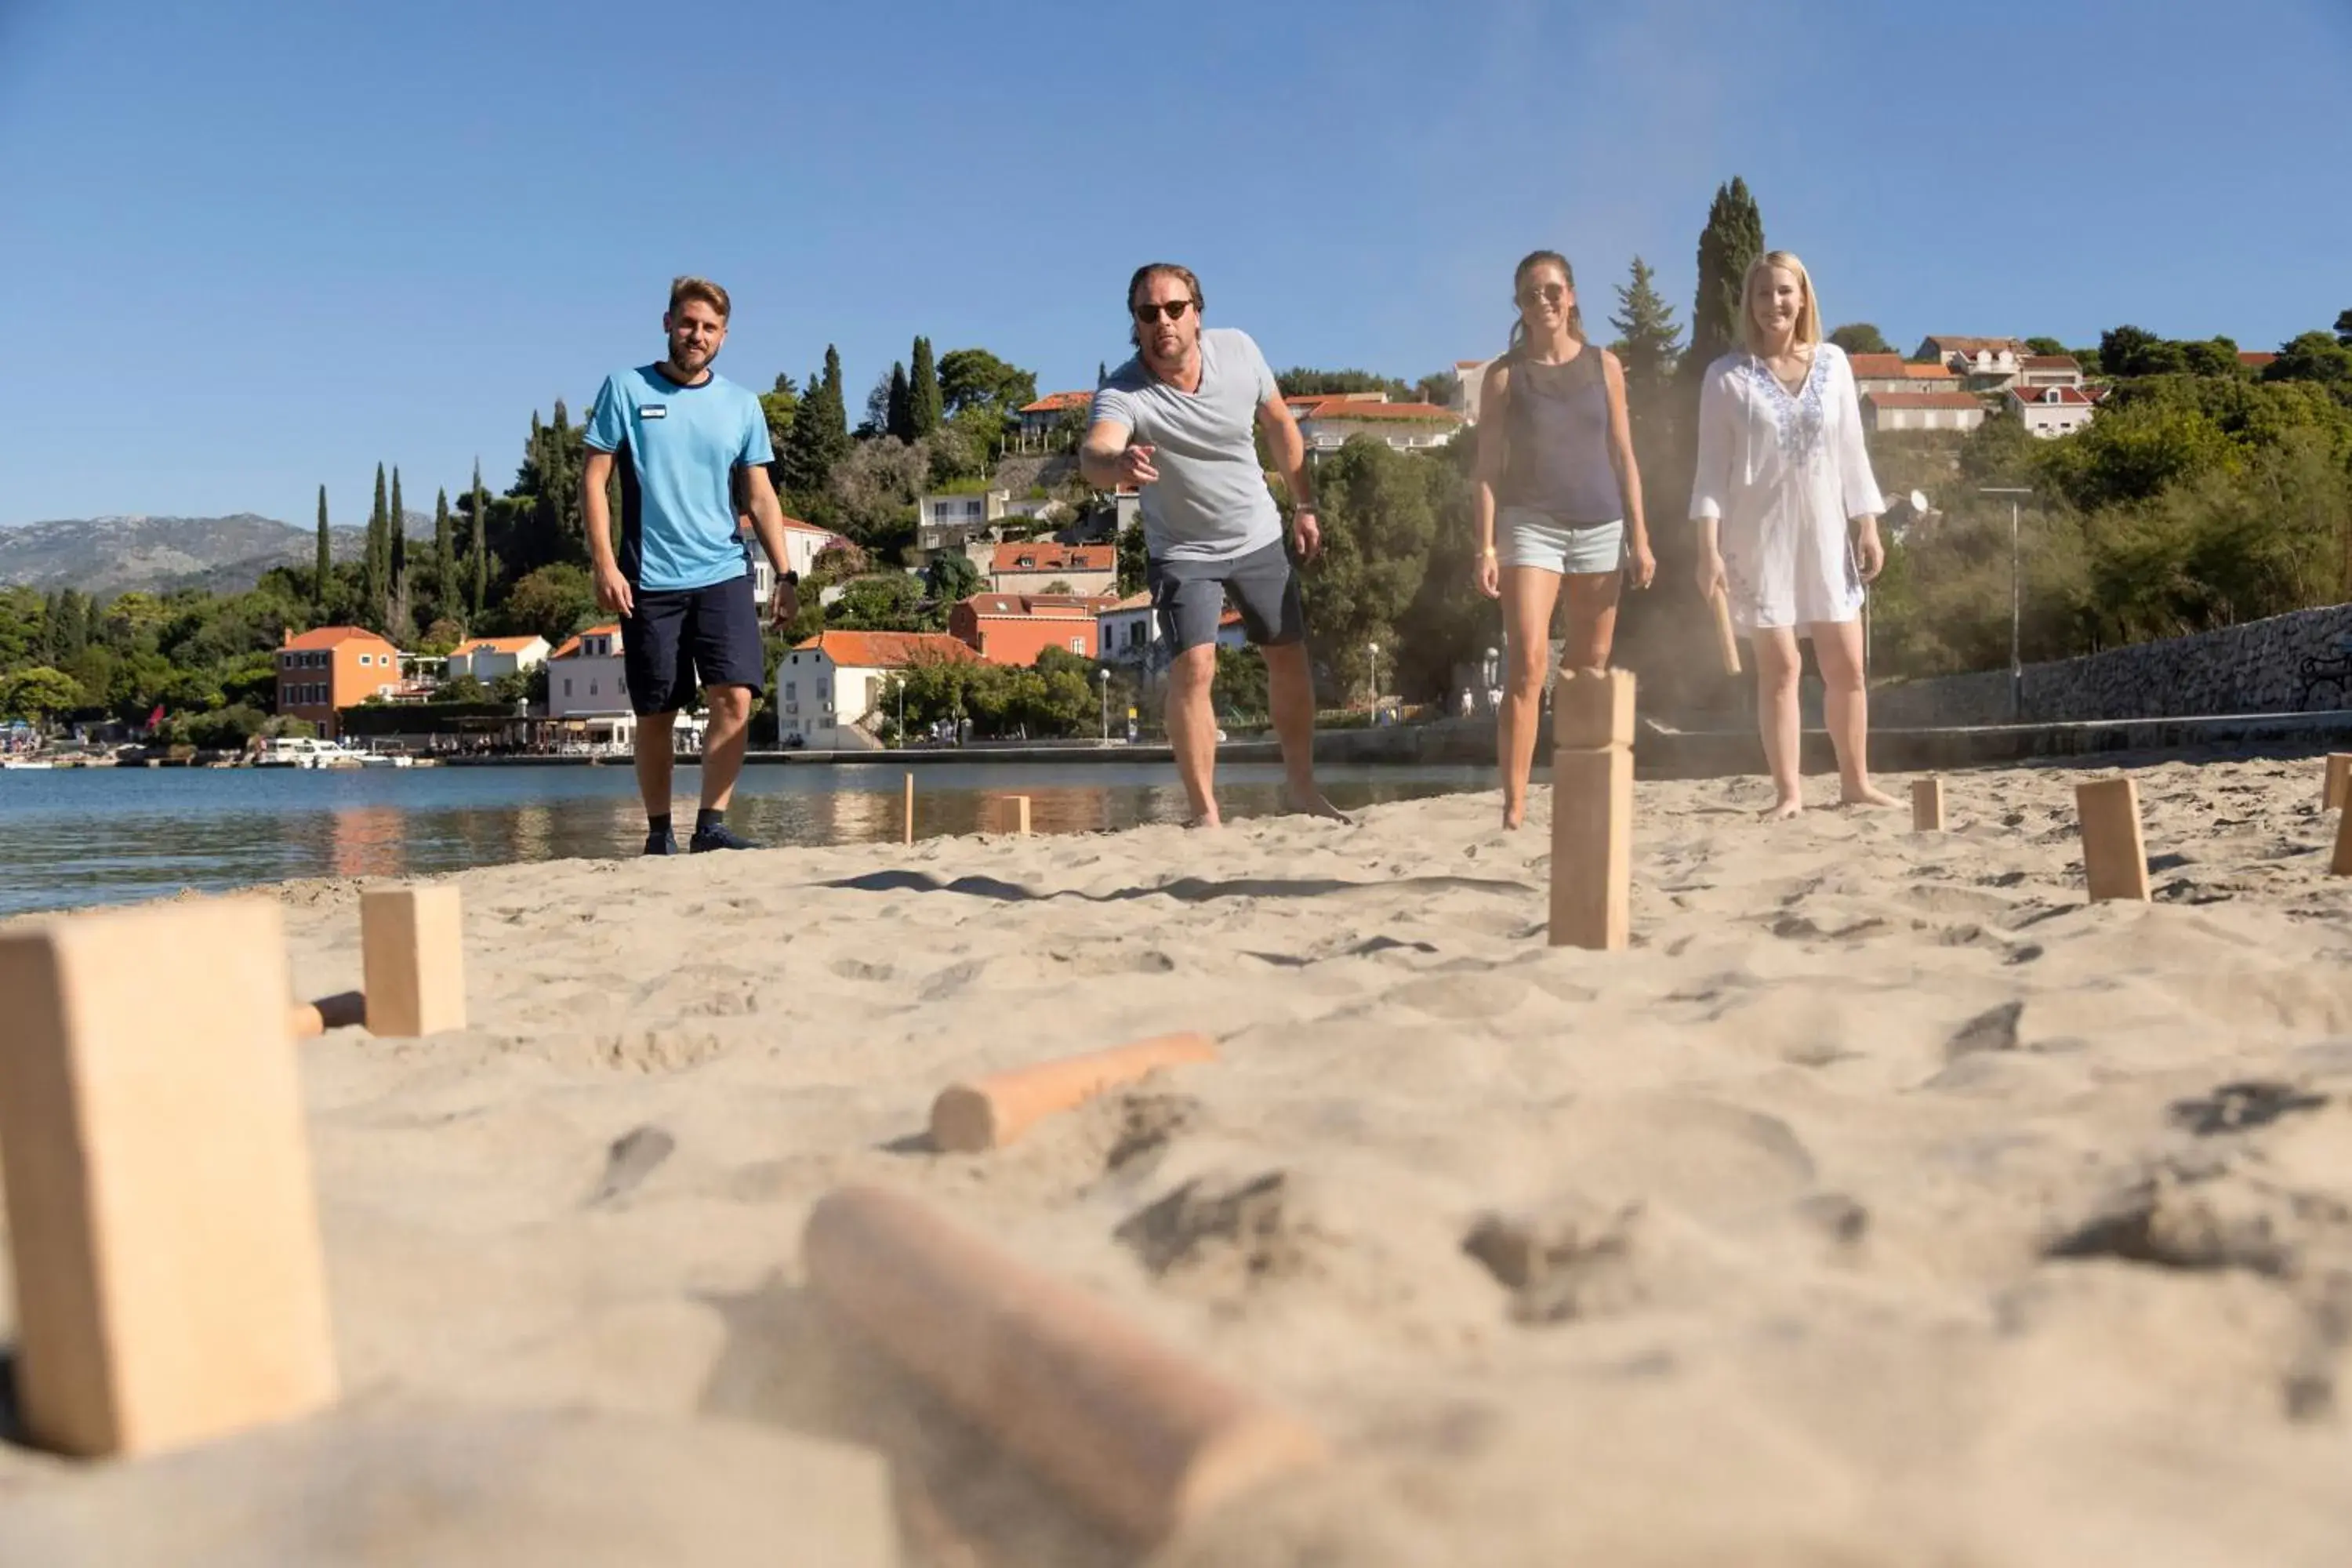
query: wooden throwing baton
[
  {"left": 930, "top": 1032, "right": 1217, "bottom": 1153},
  {"left": 802, "top": 1183, "right": 1325, "bottom": 1544}
]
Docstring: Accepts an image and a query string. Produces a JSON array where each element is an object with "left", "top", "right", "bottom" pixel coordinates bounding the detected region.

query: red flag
[{"left": 147, "top": 703, "right": 165, "bottom": 732}]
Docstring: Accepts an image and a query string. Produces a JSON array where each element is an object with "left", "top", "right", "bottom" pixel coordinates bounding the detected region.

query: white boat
[
  {"left": 259, "top": 737, "right": 368, "bottom": 769},
  {"left": 2, "top": 758, "right": 54, "bottom": 770}
]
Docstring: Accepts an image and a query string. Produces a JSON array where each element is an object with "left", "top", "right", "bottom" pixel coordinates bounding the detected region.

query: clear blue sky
[{"left": 4, "top": 0, "right": 2347, "bottom": 528}]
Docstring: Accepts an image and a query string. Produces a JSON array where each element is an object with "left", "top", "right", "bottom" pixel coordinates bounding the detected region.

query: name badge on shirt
[{"left": 641, "top": 405, "right": 667, "bottom": 419}]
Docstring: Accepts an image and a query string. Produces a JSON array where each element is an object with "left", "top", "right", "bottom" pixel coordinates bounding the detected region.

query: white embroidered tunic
[{"left": 1690, "top": 342, "right": 1886, "bottom": 633}]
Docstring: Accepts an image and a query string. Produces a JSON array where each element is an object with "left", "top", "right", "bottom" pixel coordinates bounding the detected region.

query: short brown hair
[
  {"left": 669, "top": 275, "right": 731, "bottom": 321},
  {"left": 1126, "top": 263, "right": 1202, "bottom": 345}
]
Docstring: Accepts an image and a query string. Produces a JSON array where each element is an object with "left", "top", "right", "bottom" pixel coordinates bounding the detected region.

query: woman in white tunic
[{"left": 1691, "top": 250, "right": 1898, "bottom": 818}]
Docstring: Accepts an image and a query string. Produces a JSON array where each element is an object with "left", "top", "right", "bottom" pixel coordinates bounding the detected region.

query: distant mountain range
[{"left": 0, "top": 513, "right": 434, "bottom": 597}]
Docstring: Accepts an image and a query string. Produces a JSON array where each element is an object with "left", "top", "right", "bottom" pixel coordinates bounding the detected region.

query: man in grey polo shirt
[{"left": 1080, "top": 262, "right": 1343, "bottom": 828}]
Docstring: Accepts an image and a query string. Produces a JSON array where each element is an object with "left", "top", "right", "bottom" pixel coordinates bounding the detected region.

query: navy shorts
[
  {"left": 1147, "top": 539, "right": 1305, "bottom": 654},
  {"left": 621, "top": 573, "right": 765, "bottom": 717}
]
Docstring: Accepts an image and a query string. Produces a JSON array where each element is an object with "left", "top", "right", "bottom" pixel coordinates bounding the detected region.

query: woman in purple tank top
[{"left": 1473, "top": 250, "right": 1655, "bottom": 829}]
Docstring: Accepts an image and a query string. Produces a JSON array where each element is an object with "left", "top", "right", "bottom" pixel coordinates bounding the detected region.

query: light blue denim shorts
[{"left": 1497, "top": 506, "right": 1624, "bottom": 576}]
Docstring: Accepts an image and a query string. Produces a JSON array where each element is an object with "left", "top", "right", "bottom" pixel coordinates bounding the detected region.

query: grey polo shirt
[{"left": 1090, "top": 327, "right": 1284, "bottom": 564}]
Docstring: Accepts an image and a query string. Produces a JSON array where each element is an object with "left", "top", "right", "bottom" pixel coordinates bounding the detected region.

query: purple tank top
[{"left": 1497, "top": 347, "right": 1620, "bottom": 524}]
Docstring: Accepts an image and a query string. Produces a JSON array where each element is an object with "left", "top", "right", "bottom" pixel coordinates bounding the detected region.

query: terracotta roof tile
[
  {"left": 1865, "top": 391, "right": 1988, "bottom": 411},
  {"left": 791, "top": 631, "right": 982, "bottom": 668},
  {"left": 283, "top": 626, "right": 401, "bottom": 652}
]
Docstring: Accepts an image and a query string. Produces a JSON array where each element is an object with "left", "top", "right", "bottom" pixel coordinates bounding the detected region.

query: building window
[
  {"left": 785, "top": 681, "right": 796, "bottom": 699},
  {"left": 564, "top": 678, "right": 573, "bottom": 697}
]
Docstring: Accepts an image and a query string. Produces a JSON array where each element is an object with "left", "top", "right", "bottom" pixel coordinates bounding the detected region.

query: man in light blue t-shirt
[
  {"left": 581, "top": 275, "right": 799, "bottom": 856},
  {"left": 1080, "top": 263, "right": 1345, "bottom": 828}
]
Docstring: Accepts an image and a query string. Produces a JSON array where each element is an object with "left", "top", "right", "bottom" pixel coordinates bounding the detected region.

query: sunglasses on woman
[
  {"left": 1132, "top": 299, "right": 1196, "bottom": 324},
  {"left": 1518, "top": 282, "right": 1569, "bottom": 306}
]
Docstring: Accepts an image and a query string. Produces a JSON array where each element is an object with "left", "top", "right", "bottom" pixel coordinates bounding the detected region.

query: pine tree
[
  {"left": 469, "top": 462, "right": 488, "bottom": 619},
  {"left": 1689, "top": 176, "right": 1766, "bottom": 373},
  {"left": 908, "top": 336, "right": 942, "bottom": 436},
  {"left": 313, "top": 485, "right": 331, "bottom": 612},
  {"left": 822, "top": 345, "right": 847, "bottom": 440},
  {"left": 1609, "top": 256, "right": 1686, "bottom": 484},
  {"left": 1610, "top": 256, "right": 1683, "bottom": 393},
  {"left": 886, "top": 361, "right": 913, "bottom": 441},
  {"left": 433, "top": 488, "right": 454, "bottom": 626},
  {"left": 365, "top": 463, "right": 389, "bottom": 626}
]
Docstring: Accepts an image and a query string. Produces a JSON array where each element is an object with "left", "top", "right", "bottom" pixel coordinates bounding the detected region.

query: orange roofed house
[
  {"left": 988, "top": 541, "right": 1116, "bottom": 597},
  {"left": 778, "top": 630, "right": 979, "bottom": 747},
  {"left": 277, "top": 626, "right": 404, "bottom": 738},
  {"left": 949, "top": 592, "right": 1115, "bottom": 666}
]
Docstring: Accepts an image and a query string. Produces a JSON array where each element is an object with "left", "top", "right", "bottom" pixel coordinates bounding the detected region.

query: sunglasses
[
  {"left": 1131, "top": 299, "right": 1196, "bottom": 324},
  {"left": 1518, "top": 282, "right": 1570, "bottom": 306}
]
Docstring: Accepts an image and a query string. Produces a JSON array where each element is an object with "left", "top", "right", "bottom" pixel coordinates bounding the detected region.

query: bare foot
[
  {"left": 1280, "top": 784, "right": 1353, "bottom": 823},
  {"left": 1838, "top": 782, "right": 1901, "bottom": 808},
  {"left": 1501, "top": 806, "right": 1525, "bottom": 832},
  {"left": 1760, "top": 796, "right": 1803, "bottom": 821},
  {"left": 1184, "top": 812, "right": 1222, "bottom": 829}
]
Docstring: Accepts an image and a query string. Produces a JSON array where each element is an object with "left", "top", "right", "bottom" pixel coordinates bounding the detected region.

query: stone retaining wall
[{"left": 1871, "top": 603, "right": 2352, "bottom": 726}]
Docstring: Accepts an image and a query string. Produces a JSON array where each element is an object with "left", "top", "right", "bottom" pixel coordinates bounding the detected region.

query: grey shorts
[
  {"left": 1498, "top": 506, "right": 1624, "bottom": 576},
  {"left": 1147, "top": 539, "right": 1305, "bottom": 653}
]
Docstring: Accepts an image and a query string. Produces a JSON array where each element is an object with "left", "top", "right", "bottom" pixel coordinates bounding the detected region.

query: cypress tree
[
  {"left": 365, "top": 463, "right": 388, "bottom": 625},
  {"left": 469, "top": 461, "right": 488, "bottom": 619},
  {"left": 783, "top": 347, "right": 853, "bottom": 498},
  {"left": 886, "top": 361, "right": 913, "bottom": 441},
  {"left": 1689, "top": 176, "right": 1766, "bottom": 374},
  {"left": 546, "top": 400, "right": 576, "bottom": 561},
  {"left": 314, "top": 485, "right": 331, "bottom": 612},
  {"left": 433, "top": 488, "right": 454, "bottom": 625},
  {"left": 388, "top": 467, "right": 407, "bottom": 591},
  {"left": 908, "top": 336, "right": 942, "bottom": 436}
]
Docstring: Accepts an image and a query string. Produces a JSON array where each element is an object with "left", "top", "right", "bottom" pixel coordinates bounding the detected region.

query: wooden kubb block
[
  {"left": 2075, "top": 777, "right": 2152, "bottom": 902},
  {"left": 2333, "top": 789, "right": 2352, "bottom": 877},
  {"left": 2324, "top": 753, "right": 2351, "bottom": 813},
  {"left": 1912, "top": 777, "right": 1945, "bottom": 832},
  {"left": 1550, "top": 668, "right": 1633, "bottom": 951},
  {"left": 995, "top": 795, "right": 1031, "bottom": 836},
  {"left": 361, "top": 883, "right": 466, "bottom": 1037},
  {"left": 0, "top": 898, "right": 338, "bottom": 1458}
]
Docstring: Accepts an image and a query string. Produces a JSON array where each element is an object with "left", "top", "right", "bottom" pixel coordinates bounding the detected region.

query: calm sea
[{"left": 0, "top": 759, "right": 1493, "bottom": 918}]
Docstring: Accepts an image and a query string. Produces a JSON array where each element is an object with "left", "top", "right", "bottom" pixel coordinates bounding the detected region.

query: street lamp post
[
  {"left": 895, "top": 677, "right": 906, "bottom": 746},
  {"left": 1980, "top": 486, "right": 2034, "bottom": 722},
  {"left": 1367, "top": 642, "right": 1380, "bottom": 716},
  {"left": 1097, "top": 666, "right": 1110, "bottom": 742},
  {"left": 1483, "top": 644, "right": 1499, "bottom": 710}
]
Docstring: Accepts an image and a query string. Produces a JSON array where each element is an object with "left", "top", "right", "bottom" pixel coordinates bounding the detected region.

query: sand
[{"left": 2, "top": 754, "right": 2350, "bottom": 1565}]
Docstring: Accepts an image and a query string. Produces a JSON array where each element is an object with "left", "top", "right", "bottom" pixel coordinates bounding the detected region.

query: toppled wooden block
[
  {"left": 1912, "top": 777, "right": 1945, "bottom": 832},
  {"left": 0, "top": 898, "right": 339, "bottom": 1458},
  {"left": 930, "top": 1032, "right": 1218, "bottom": 1152},
  {"left": 803, "top": 1183, "right": 1325, "bottom": 1545},
  {"left": 2075, "top": 776, "right": 2152, "bottom": 902},
  {"left": 361, "top": 884, "right": 466, "bottom": 1037}
]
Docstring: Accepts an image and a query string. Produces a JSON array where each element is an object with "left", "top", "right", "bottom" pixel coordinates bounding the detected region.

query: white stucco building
[
  {"left": 445, "top": 634, "right": 549, "bottom": 684},
  {"left": 775, "top": 630, "right": 982, "bottom": 746}
]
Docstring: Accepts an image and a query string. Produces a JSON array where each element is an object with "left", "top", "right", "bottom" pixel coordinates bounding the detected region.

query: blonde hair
[
  {"left": 668, "top": 275, "right": 731, "bottom": 321},
  {"left": 1739, "top": 250, "right": 1821, "bottom": 358}
]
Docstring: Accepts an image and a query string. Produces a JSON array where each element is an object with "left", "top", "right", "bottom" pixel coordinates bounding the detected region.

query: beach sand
[{"left": 3, "top": 754, "right": 2350, "bottom": 1565}]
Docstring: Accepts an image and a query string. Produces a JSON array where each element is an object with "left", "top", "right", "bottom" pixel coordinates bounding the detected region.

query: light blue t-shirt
[
  {"left": 583, "top": 365, "right": 774, "bottom": 591},
  {"left": 1090, "top": 327, "right": 1284, "bottom": 564}
]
